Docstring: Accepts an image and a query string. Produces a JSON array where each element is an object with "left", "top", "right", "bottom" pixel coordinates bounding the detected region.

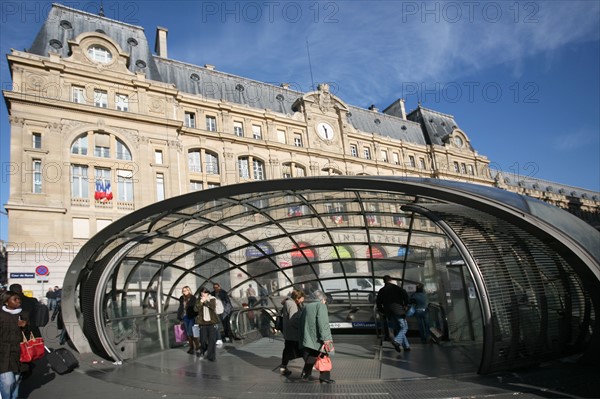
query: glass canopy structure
[{"left": 62, "top": 176, "right": 600, "bottom": 374}]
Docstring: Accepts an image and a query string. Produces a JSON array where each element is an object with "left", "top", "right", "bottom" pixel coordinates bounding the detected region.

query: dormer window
[{"left": 87, "top": 45, "right": 112, "bottom": 63}]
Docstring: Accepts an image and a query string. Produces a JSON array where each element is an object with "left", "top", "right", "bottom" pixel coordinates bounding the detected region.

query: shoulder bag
[
  {"left": 20, "top": 331, "right": 46, "bottom": 363},
  {"left": 314, "top": 344, "right": 333, "bottom": 372}
]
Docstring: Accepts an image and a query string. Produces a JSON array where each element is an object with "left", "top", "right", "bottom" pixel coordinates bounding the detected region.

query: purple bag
[{"left": 174, "top": 324, "right": 187, "bottom": 343}]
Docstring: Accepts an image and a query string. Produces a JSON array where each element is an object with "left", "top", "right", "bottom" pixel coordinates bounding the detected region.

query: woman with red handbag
[
  {"left": 0, "top": 290, "right": 29, "bottom": 399},
  {"left": 298, "top": 290, "right": 335, "bottom": 384}
]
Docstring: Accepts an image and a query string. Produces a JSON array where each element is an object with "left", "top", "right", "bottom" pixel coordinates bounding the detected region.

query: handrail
[
  {"left": 427, "top": 302, "right": 449, "bottom": 341},
  {"left": 229, "top": 306, "right": 277, "bottom": 340}
]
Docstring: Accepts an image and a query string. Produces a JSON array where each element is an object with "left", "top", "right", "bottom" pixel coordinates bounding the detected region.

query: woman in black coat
[
  {"left": 177, "top": 286, "right": 199, "bottom": 354},
  {"left": 0, "top": 290, "right": 29, "bottom": 399}
]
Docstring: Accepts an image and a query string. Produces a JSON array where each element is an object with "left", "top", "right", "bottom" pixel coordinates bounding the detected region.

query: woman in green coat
[{"left": 298, "top": 290, "right": 335, "bottom": 383}]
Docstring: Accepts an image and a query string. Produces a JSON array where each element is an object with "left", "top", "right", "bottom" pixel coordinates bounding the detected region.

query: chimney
[
  {"left": 399, "top": 98, "right": 407, "bottom": 120},
  {"left": 368, "top": 104, "right": 379, "bottom": 112},
  {"left": 155, "top": 26, "right": 168, "bottom": 58},
  {"left": 204, "top": 64, "right": 215, "bottom": 70},
  {"left": 280, "top": 83, "right": 290, "bottom": 89}
]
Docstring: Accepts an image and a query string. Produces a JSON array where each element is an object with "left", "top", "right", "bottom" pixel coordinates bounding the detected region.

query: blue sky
[{"left": 1, "top": 0, "right": 599, "bottom": 241}]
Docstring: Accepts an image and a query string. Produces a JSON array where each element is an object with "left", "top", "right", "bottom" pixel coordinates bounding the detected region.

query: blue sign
[
  {"left": 10, "top": 273, "right": 35, "bottom": 279},
  {"left": 352, "top": 321, "right": 376, "bottom": 328}
]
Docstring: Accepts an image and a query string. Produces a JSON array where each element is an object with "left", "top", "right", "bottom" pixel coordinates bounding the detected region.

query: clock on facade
[
  {"left": 316, "top": 122, "right": 335, "bottom": 141},
  {"left": 453, "top": 136, "right": 463, "bottom": 147}
]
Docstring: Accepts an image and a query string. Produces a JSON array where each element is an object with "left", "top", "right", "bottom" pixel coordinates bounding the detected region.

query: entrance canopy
[{"left": 62, "top": 176, "right": 600, "bottom": 374}]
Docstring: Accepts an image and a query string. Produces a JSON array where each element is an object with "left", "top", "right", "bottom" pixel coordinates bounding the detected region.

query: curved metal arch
[{"left": 62, "top": 176, "right": 600, "bottom": 373}]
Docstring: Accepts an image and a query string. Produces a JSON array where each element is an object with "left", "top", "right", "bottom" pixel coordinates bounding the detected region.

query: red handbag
[
  {"left": 314, "top": 344, "right": 333, "bottom": 372},
  {"left": 20, "top": 331, "right": 46, "bottom": 363}
]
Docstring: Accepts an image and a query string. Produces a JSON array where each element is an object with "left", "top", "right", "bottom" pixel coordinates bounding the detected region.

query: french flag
[
  {"left": 94, "top": 181, "right": 113, "bottom": 202},
  {"left": 287, "top": 206, "right": 303, "bottom": 217}
]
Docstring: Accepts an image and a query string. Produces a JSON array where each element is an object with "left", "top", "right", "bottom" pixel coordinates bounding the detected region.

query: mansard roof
[
  {"left": 28, "top": 3, "right": 162, "bottom": 81},
  {"left": 346, "top": 106, "right": 426, "bottom": 145},
  {"left": 500, "top": 174, "right": 599, "bottom": 201},
  {"left": 154, "top": 57, "right": 299, "bottom": 115},
  {"left": 406, "top": 106, "right": 471, "bottom": 149},
  {"left": 27, "top": 3, "right": 430, "bottom": 146}
]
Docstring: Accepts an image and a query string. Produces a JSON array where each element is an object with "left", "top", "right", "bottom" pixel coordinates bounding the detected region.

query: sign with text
[{"left": 10, "top": 272, "right": 35, "bottom": 278}]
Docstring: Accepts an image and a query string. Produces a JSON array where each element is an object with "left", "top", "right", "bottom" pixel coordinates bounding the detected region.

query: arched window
[
  {"left": 87, "top": 45, "right": 112, "bottom": 63},
  {"left": 331, "top": 245, "right": 356, "bottom": 274},
  {"left": 116, "top": 138, "right": 131, "bottom": 160},
  {"left": 194, "top": 240, "right": 229, "bottom": 291},
  {"left": 71, "top": 134, "right": 88, "bottom": 155},
  {"left": 69, "top": 132, "right": 134, "bottom": 207},
  {"left": 291, "top": 242, "right": 318, "bottom": 280}
]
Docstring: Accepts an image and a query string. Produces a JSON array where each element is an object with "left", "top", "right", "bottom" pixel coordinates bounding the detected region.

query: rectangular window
[
  {"left": 419, "top": 158, "right": 426, "bottom": 170},
  {"left": 207, "top": 182, "right": 220, "bottom": 189},
  {"left": 392, "top": 152, "right": 400, "bottom": 165},
  {"left": 206, "top": 116, "right": 217, "bottom": 132},
  {"left": 72, "top": 86, "right": 85, "bottom": 104},
  {"left": 468, "top": 165, "right": 475, "bottom": 175},
  {"left": 156, "top": 173, "right": 165, "bottom": 201},
  {"left": 253, "top": 159, "right": 265, "bottom": 180},
  {"left": 205, "top": 153, "right": 219, "bottom": 175},
  {"left": 277, "top": 129, "right": 286, "bottom": 144},
  {"left": 238, "top": 157, "right": 250, "bottom": 179},
  {"left": 408, "top": 155, "right": 416, "bottom": 168},
  {"left": 282, "top": 164, "right": 291, "bottom": 179},
  {"left": 363, "top": 147, "right": 371, "bottom": 160},
  {"left": 71, "top": 165, "right": 89, "bottom": 198},
  {"left": 154, "top": 150, "right": 163, "bottom": 164},
  {"left": 33, "top": 159, "right": 42, "bottom": 193},
  {"left": 184, "top": 112, "right": 196, "bottom": 128},
  {"left": 350, "top": 144, "right": 358, "bottom": 157},
  {"left": 190, "top": 180, "right": 203, "bottom": 191},
  {"left": 252, "top": 125, "right": 262, "bottom": 140},
  {"left": 461, "top": 163, "right": 467, "bottom": 174},
  {"left": 32, "top": 133, "right": 42, "bottom": 149},
  {"left": 94, "top": 133, "right": 110, "bottom": 158},
  {"left": 233, "top": 121, "right": 244, "bottom": 137},
  {"left": 295, "top": 165, "right": 306, "bottom": 177},
  {"left": 117, "top": 169, "right": 134, "bottom": 201},
  {"left": 293, "top": 133, "right": 303, "bottom": 147},
  {"left": 94, "top": 90, "right": 107, "bottom": 108},
  {"left": 188, "top": 150, "right": 201, "bottom": 173},
  {"left": 381, "top": 150, "right": 388, "bottom": 163},
  {"left": 97, "top": 219, "right": 112, "bottom": 233},
  {"left": 115, "top": 94, "right": 129, "bottom": 111},
  {"left": 454, "top": 161, "right": 460, "bottom": 173},
  {"left": 72, "top": 218, "right": 90, "bottom": 239}
]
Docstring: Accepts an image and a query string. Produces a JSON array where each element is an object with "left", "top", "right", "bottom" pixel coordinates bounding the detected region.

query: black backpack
[{"left": 34, "top": 302, "right": 50, "bottom": 327}]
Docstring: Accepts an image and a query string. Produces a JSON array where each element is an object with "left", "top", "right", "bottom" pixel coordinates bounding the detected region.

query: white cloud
[{"left": 551, "top": 128, "right": 599, "bottom": 151}]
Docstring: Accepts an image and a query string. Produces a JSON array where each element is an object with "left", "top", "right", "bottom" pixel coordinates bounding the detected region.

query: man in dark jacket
[
  {"left": 211, "top": 283, "right": 233, "bottom": 343},
  {"left": 376, "top": 275, "right": 410, "bottom": 352}
]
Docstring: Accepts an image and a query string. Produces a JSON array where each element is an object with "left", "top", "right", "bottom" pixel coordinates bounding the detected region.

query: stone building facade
[{"left": 3, "top": 4, "right": 598, "bottom": 296}]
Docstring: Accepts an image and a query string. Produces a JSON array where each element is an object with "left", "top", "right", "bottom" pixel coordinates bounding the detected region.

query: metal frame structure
[{"left": 62, "top": 176, "right": 599, "bottom": 374}]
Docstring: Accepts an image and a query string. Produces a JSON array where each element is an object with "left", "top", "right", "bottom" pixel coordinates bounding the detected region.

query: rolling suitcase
[{"left": 45, "top": 346, "right": 79, "bottom": 374}]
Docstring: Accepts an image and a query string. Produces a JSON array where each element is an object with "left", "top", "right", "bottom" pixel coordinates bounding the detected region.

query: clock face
[
  {"left": 317, "top": 122, "right": 335, "bottom": 141},
  {"left": 454, "top": 136, "right": 463, "bottom": 147}
]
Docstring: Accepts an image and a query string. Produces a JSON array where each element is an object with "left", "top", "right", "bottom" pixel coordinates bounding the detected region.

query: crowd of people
[
  {"left": 175, "top": 275, "right": 430, "bottom": 383},
  {"left": 0, "top": 283, "right": 64, "bottom": 399}
]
